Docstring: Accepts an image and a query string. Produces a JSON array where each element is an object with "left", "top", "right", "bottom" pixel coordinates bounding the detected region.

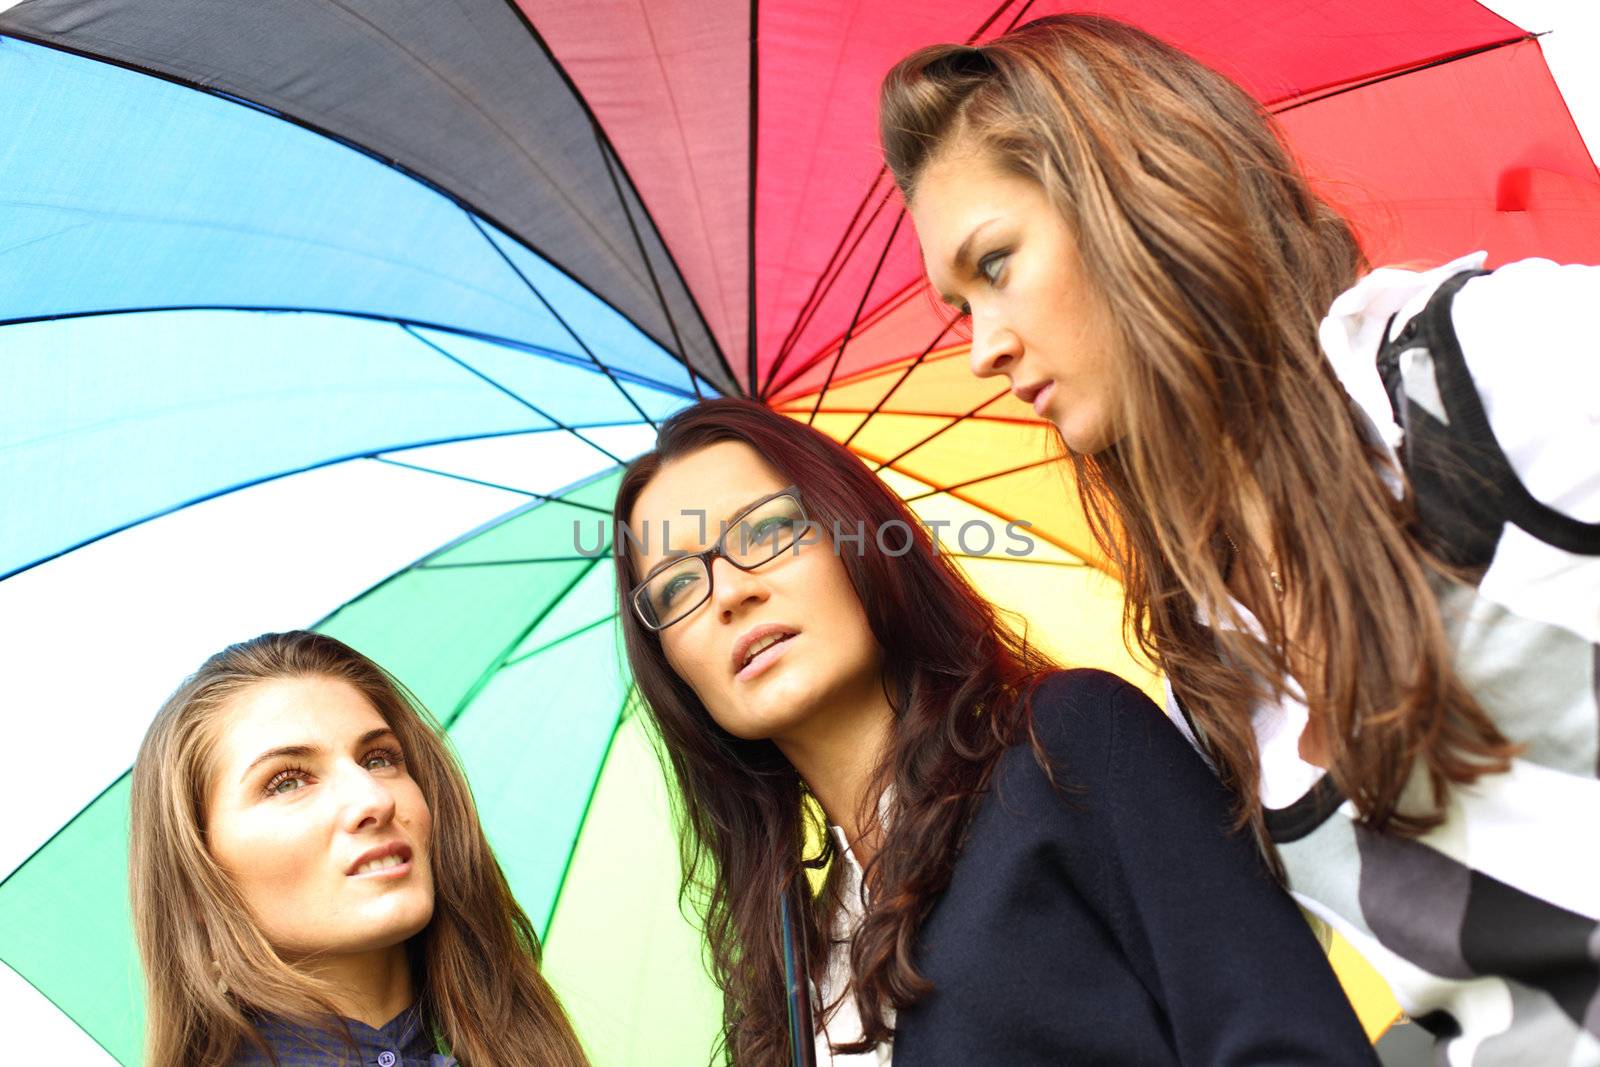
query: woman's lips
[
  {"left": 735, "top": 632, "right": 795, "bottom": 682},
  {"left": 350, "top": 856, "right": 412, "bottom": 879},
  {"left": 1031, "top": 380, "right": 1057, "bottom": 417},
  {"left": 346, "top": 841, "right": 413, "bottom": 878}
]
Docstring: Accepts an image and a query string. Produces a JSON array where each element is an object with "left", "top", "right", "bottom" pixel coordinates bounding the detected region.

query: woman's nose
[
  {"left": 968, "top": 316, "right": 1020, "bottom": 379},
  {"left": 337, "top": 764, "right": 397, "bottom": 833},
  {"left": 711, "top": 554, "right": 767, "bottom": 622}
]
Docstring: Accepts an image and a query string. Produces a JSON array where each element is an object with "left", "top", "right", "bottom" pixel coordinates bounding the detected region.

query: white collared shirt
[
  {"left": 811, "top": 823, "right": 893, "bottom": 1066},
  {"left": 806, "top": 831, "right": 896, "bottom": 1067}
]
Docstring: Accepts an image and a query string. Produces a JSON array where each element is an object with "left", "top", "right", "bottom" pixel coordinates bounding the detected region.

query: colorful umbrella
[{"left": 3, "top": 0, "right": 1597, "bottom": 1062}]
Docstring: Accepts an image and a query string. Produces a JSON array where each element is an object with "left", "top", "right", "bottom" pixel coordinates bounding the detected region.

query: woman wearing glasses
[{"left": 611, "top": 397, "right": 1375, "bottom": 1066}]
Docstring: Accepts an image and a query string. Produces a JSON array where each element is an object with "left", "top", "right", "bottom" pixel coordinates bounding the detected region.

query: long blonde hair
[
  {"left": 880, "top": 15, "right": 1515, "bottom": 840},
  {"left": 129, "top": 630, "right": 590, "bottom": 1067}
]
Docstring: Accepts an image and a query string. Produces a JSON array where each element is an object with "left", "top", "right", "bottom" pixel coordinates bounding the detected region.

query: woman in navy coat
[{"left": 610, "top": 398, "right": 1376, "bottom": 1066}]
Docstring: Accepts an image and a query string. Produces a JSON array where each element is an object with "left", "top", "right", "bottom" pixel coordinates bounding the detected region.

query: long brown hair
[
  {"left": 129, "top": 630, "right": 590, "bottom": 1067},
  {"left": 880, "top": 14, "right": 1515, "bottom": 840},
  {"left": 612, "top": 398, "right": 1055, "bottom": 1062}
]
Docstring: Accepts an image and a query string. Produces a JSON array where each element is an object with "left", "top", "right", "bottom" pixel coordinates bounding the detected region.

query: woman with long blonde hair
[
  {"left": 882, "top": 13, "right": 1600, "bottom": 1064},
  {"left": 130, "top": 629, "right": 589, "bottom": 1067}
]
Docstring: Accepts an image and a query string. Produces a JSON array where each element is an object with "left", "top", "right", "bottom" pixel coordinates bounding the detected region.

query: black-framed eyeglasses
[{"left": 629, "top": 486, "right": 810, "bottom": 632}]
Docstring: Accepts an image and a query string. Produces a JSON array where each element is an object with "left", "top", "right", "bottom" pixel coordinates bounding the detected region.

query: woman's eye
[
  {"left": 363, "top": 748, "right": 403, "bottom": 772},
  {"left": 658, "top": 573, "right": 697, "bottom": 607},
  {"left": 266, "top": 772, "right": 307, "bottom": 796},
  {"left": 750, "top": 516, "right": 794, "bottom": 543},
  {"left": 979, "top": 251, "right": 1009, "bottom": 285}
]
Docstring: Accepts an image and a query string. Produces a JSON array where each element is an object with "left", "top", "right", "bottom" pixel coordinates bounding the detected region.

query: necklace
[{"left": 1223, "top": 529, "right": 1283, "bottom": 599}]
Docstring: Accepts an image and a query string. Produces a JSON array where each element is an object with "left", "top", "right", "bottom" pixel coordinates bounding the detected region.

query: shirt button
[{"left": 377, "top": 1052, "right": 397, "bottom": 1067}]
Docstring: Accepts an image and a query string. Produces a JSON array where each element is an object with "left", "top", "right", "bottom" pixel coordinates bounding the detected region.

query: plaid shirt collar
[{"left": 236, "top": 1000, "right": 457, "bottom": 1066}]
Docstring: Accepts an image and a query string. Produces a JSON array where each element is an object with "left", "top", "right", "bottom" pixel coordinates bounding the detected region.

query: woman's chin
[
  {"left": 320, "top": 909, "right": 434, "bottom": 958},
  {"left": 719, "top": 681, "right": 823, "bottom": 741},
  {"left": 1051, "top": 411, "right": 1116, "bottom": 456}
]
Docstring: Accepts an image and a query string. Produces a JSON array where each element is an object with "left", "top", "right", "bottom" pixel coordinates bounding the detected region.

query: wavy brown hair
[
  {"left": 612, "top": 398, "right": 1055, "bottom": 1062},
  {"left": 129, "top": 630, "right": 590, "bottom": 1067},
  {"left": 881, "top": 14, "right": 1515, "bottom": 842}
]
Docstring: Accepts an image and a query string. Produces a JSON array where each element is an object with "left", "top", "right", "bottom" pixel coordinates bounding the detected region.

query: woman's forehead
[
  {"left": 210, "top": 677, "right": 386, "bottom": 769},
  {"left": 634, "top": 443, "right": 786, "bottom": 516},
  {"left": 911, "top": 155, "right": 1024, "bottom": 281},
  {"left": 628, "top": 442, "right": 788, "bottom": 566}
]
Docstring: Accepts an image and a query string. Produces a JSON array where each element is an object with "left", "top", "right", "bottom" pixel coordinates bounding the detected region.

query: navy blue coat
[{"left": 892, "top": 670, "right": 1378, "bottom": 1066}]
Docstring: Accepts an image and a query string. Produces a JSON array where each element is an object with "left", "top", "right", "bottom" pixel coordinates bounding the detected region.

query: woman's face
[
  {"left": 205, "top": 675, "right": 435, "bottom": 960},
  {"left": 909, "top": 146, "right": 1121, "bottom": 454},
  {"left": 628, "top": 440, "right": 885, "bottom": 744}
]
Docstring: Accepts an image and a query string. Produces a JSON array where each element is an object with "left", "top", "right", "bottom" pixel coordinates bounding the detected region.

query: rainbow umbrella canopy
[{"left": 3, "top": 0, "right": 1599, "bottom": 1062}]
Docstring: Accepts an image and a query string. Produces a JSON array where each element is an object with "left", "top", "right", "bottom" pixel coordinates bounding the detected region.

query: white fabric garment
[
  {"left": 1167, "top": 254, "right": 1600, "bottom": 1065},
  {"left": 812, "top": 823, "right": 894, "bottom": 1066},
  {"left": 1174, "top": 252, "right": 1600, "bottom": 810},
  {"left": 1321, "top": 252, "right": 1600, "bottom": 642}
]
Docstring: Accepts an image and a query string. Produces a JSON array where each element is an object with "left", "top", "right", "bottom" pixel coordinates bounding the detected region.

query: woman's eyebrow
[
  {"left": 239, "top": 728, "right": 397, "bottom": 782},
  {"left": 644, "top": 491, "right": 782, "bottom": 573},
  {"left": 934, "top": 217, "right": 1002, "bottom": 305},
  {"left": 241, "top": 744, "right": 317, "bottom": 782},
  {"left": 357, "top": 727, "right": 398, "bottom": 749}
]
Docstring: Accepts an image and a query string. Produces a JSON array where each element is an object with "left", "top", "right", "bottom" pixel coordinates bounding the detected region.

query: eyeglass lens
[{"left": 635, "top": 493, "right": 807, "bottom": 629}]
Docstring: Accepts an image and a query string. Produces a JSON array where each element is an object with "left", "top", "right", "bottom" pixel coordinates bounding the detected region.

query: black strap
[
  {"left": 1262, "top": 774, "right": 1346, "bottom": 844},
  {"left": 781, "top": 877, "right": 818, "bottom": 1067},
  {"left": 1377, "top": 268, "right": 1600, "bottom": 564},
  {"left": 1172, "top": 689, "right": 1345, "bottom": 843}
]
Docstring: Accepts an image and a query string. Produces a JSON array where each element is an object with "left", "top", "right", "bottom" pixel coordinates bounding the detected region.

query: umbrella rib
[
  {"left": 765, "top": 276, "right": 924, "bottom": 400},
  {"left": 763, "top": 174, "right": 897, "bottom": 396},
  {"left": 969, "top": 0, "right": 1025, "bottom": 40},
  {"left": 0, "top": 775, "right": 151, "bottom": 1066},
  {"left": 758, "top": 0, "right": 1022, "bottom": 399},
  {"left": 371, "top": 457, "right": 615, "bottom": 514},
  {"left": 900, "top": 457, "right": 1059, "bottom": 501},
  {"left": 840, "top": 319, "right": 957, "bottom": 449},
  {"left": 766, "top": 283, "right": 957, "bottom": 401},
  {"left": 539, "top": 686, "right": 635, "bottom": 939},
  {"left": 1270, "top": 35, "right": 1531, "bottom": 115},
  {"left": 943, "top": 551, "right": 1090, "bottom": 568},
  {"left": 998, "top": 0, "right": 1039, "bottom": 35},
  {"left": 439, "top": 554, "right": 606, "bottom": 731},
  {"left": 787, "top": 408, "right": 1047, "bottom": 428},
  {"left": 402, "top": 323, "right": 630, "bottom": 466},
  {"left": 384, "top": 458, "right": 627, "bottom": 574},
  {"left": 0, "top": 27, "right": 727, "bottom": 382},
  {"left": 503, "top": 613, "right": 618, "bottom": 669},
  {"left": 592, "top": 123, "right": 704, "bottom": 400},
  {"left": 807, "top": 211, "right": 906, "bottom": 425},
  {"left": 309, "top": 464, "right": 626, "bottom": 631},
  {"left": 871, "top": 384, "right": 1011, "bottom": 471},
  {"left": 464, "top": 212, "right": 661, "bottom": 432},
  {"left": 0, "top": 425, "right": 573, "bottom": 584},
  {"left": 927, "top": 483, "right": 1111, "bottom": 573},
  {"left": 0, "top": 770, "right": 131, "bottom": 893},
  {"left": 0, "top": 303, "right": 699, "bottom": 398},
  {"left": 747, "top": 0, "right": 761, "bottom": 396},
  {"left": 492, "top": 0, "right": 736, "bottom": 392},
  {"left": 420, "top": 557, "right": 601, "bottom": 569}
]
